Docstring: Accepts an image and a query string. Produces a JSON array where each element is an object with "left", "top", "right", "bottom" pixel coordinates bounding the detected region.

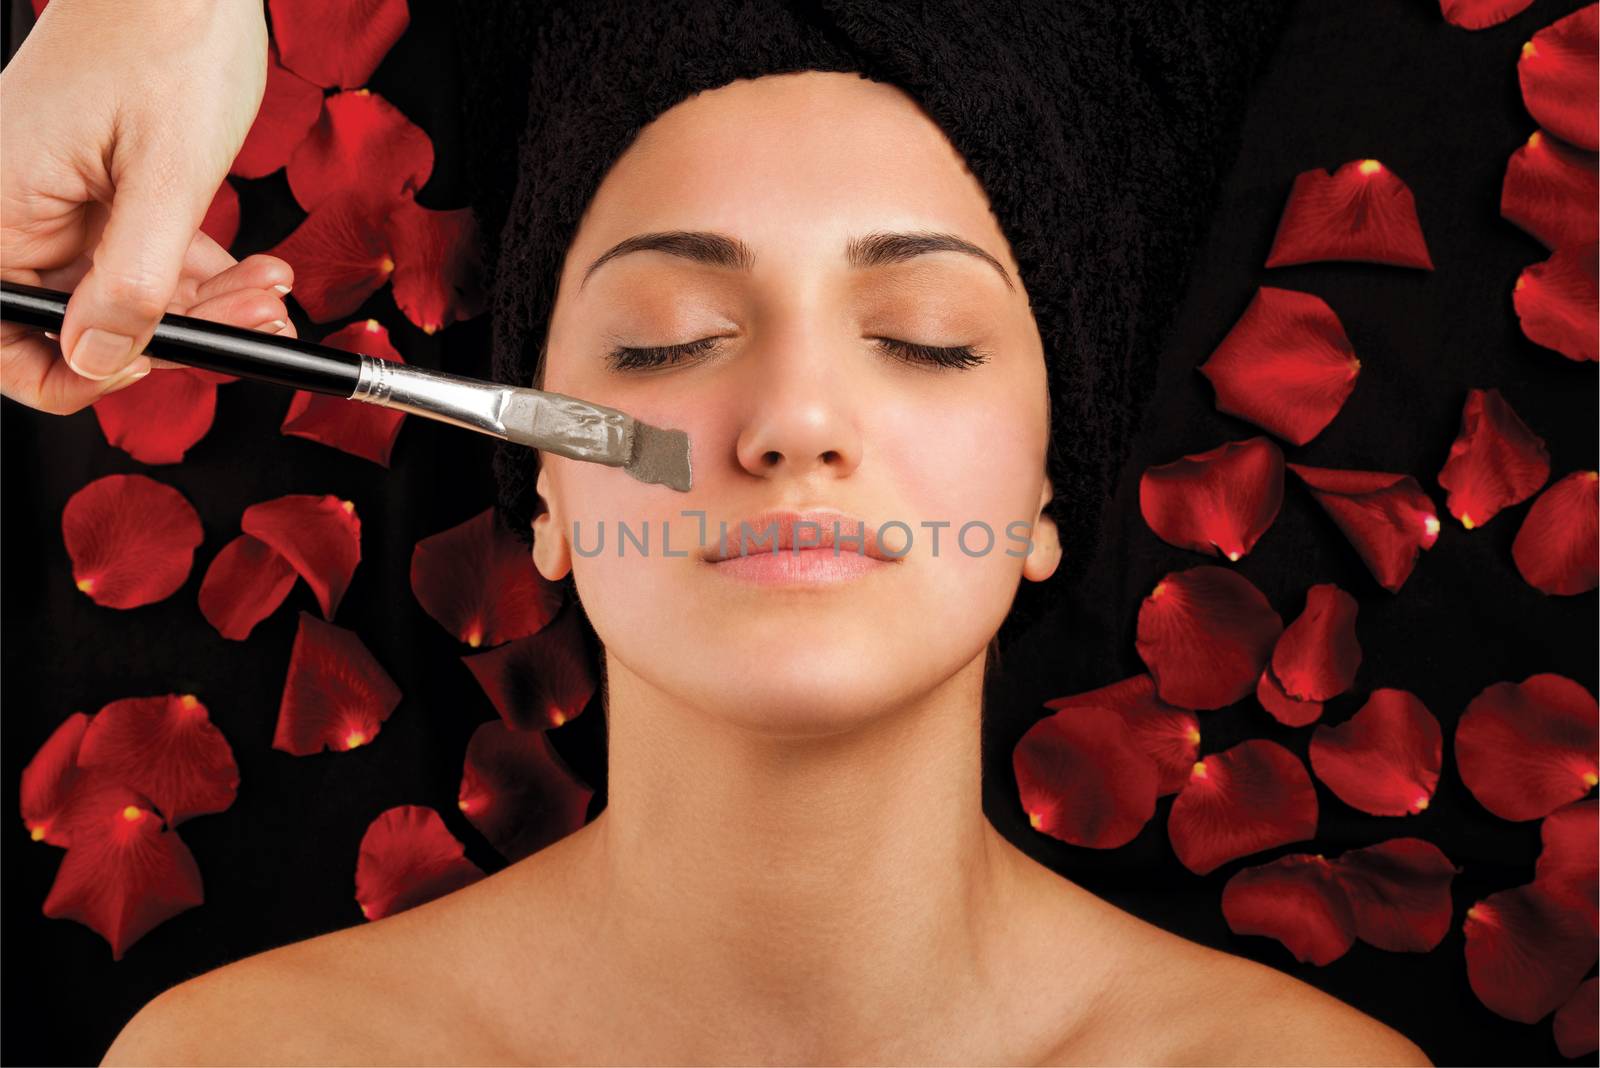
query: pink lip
[{"left": 701, "top": 508, "right": 899, "bottom": 586}]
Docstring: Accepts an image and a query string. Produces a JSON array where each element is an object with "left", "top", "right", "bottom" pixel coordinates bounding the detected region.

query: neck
[{"left": 557, "top": 649, "right": 1023, "bottom": 1060}]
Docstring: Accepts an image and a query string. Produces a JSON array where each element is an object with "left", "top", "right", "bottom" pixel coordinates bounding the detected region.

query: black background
[{"left": 3, "top": 1, "right": 1596, "bottom": 1065}]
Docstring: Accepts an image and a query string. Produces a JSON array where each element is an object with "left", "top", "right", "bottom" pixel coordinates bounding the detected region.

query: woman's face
[{"left": 533, "top": 70, "right": 1058, "bottom": 734}]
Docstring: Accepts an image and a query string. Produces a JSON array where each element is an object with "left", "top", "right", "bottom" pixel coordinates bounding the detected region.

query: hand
[{"left": 0, "top": 0, "right": 298, "bottom": 415}]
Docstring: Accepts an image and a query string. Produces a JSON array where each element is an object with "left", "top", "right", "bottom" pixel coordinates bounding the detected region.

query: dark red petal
[
  {"left": 1287, "top": 463, "right": 1442, "bottom": 592},
  {"left": 286, "top": 90, "right": 433, "bottom": 212},
  {"left": 77, "top": 695, "right": 239, "bottom": 827},
  {"left": 231, "top": 42, "right": 324, "bottom": 179},
  {"left": 1332, "top": 837, "right": 1459, "bottom": 951},
  {"left": 1501, "top": 130, "right": 1600, "bottom": 252},
  {"left": 268, "top": 0, "right": 410, "bottom": 90},
  {"left": 20, "top": 712, "right": 91, "bottom": 847},
  {"left": 1168, "top": 739, "right": 1319, "bottom": 875},
  {"left": 1515, "top": 242, "right": 1600, "bottom": 362},
  {"left": 461, "top": 603, "right": 597, "bottom": 731},
  {"left": 1270, "top": 583, "right": 1361, "bottom": 702},
  {"left": 1197, "top": 287, "right": 1362, "bottom": 446},
  {"left": 411, "top": 506, "right": 565, "bottom": 649},
  {"left": 458, "top": 720, "right": 593, "bottom": 863},
  {"left": 1513, "top": 470, "right": 1600, "bottom": 594},
  {"left": 240, "top": 493, "right": 361, "bottom": 619},
  {"left": 1438, "top": 387, "right": 1552, "bottom": 529},
  {"left": 1043, "top": 674, "right": 1200, "bottom": 796},
  {"left": 62, "top": 474, "right": 203, "bottom": 609},
  {"left": 186, "top": 367, "right": 240, "bottom": 386},
  {"left": 273, "top": 612, "right": 402, "bottom": 755},
  {"left": 1519, "top": 6, "right": 1600, "bottom": 153},
  {"left": 281, "top": 320, "right": 407, "bottom": 466},
  {"left": 199, "top": 181, "right": 240, "bottom": 250},
  {"left": 197, "top": 534, "right": 299, "bottom": 641},
  {"left": 1264, "top": 160, "right": 1433, "bottom": 269},
  {"left": 1256, "top": 665, "right": 1324, "bottom": 727},
  {"left": 1439, "top": 0, "right": 1536, "bottom": 31},
  {"left": 384, "top": 199, "right": 486, "bottom": 334},
  {"left": 1464, "top": 882, "right": 1598, "bottom": 1023},
  {"left": 268, "top": 189, "right": 395, "bottom": 323},
  {"left": 1555, "top": 977, "right": 1599, "bottom": 1058},
  {"left": 353, "top": 805, "right": 483, "bottom": 921},
  {"left": 91, "top": 368, "right": 219, "bottom": 464},
  {"left": 1456, "top": 673, "right": 1599, "bottom": 821},
  {"left": 41, "top": 780, "right": 204, "bottom": 961},
  {"left": 1536, "top": 799, "right": 1599, "bottom": 929},
  {"left": 1013, "top": 706, "right": 1161, "bottom": 849},
  {"left": 1135, "top": 566, "right": 1283, "bottom": 711},
  {"left": 1221, "top": 853, "right": 1355, "bottom": 964},
  {"left": 1139, "top": 437, "right": 1285, "bottom": 561},
  {"left": 1309, "top": 689, "right": 1442, "bottom": 816}
]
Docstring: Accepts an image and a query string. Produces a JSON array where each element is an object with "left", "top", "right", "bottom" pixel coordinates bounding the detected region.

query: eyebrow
[{"left": 579, "top": 229, "right": 1015, "bottom": 291}]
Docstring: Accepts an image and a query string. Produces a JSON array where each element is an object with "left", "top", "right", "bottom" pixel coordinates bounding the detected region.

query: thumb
[{"left": 60, "top": 156, "right": 213, "bottom": 381}]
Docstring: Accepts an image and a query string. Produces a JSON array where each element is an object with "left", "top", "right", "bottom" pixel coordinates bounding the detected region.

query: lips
[{"left": 700, "top": 509, "right": 898, "bottom": 563}]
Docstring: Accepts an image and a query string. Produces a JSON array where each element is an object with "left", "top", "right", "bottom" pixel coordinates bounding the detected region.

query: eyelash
[{"left": 604, "top": 337, "right": 990, "bottom": 372}]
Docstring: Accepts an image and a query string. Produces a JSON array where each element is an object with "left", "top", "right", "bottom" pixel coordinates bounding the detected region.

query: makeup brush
[{"left": 0, "top": 282, "right": 693, "bottom": 492}]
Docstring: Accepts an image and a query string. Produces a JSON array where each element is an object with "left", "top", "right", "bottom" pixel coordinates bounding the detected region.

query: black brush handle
[{"left": 0, "top": 281, "right": 362, "bottom": 397}]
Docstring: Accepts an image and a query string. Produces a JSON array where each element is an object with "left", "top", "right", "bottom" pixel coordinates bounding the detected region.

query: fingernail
[
  {"left": 68, "top": 329, "right": 135, "bottom": 380},
  {"left": 272, "top": 284, "right": 292, "bottom": 295},
  {"left": 259, "top": 319, "right": 289, "bottom": 332},
  {"left": 43, "top": 331, "right": 59, "bottom": 341},
  {"left": 100, "top": 359, "right": 152, "bottom": 394}
]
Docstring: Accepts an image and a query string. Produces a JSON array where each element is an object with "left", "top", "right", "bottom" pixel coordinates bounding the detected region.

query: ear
[
  {"left": 1021, "top": 475, "right": 1061, "bottom": 583},
  {"left": 530, "top": 463, "right": 573, "bottom": 582}
]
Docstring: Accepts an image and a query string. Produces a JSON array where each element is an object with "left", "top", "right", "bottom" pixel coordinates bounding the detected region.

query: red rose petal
[
  {"left": 1139, "top": 437, "right": 1285, "bottom": 561},
  {"left": 1264, "top": 159, "right": 1434, "bottom": 269},
  {"left": 1332, "top": 837, "right": 1459, "bottom": 951},
  {"left": 354, "top": 805, "right": 483, "bottom": 922},
  {"left": 1519, "top": 6, "right": 1600, "bottom": 153},
  {"left": 20, "top": 712, "right": 91, "bottom": 847},
  {"left": 186, "top": 367, "right": 239, "bottom": 386},
  {"left": 461, "top": 603, "right": 597, "bottom": 731},
  {"left": 1309, "top": 689, "right": 1442, "bottom": 816},
  {"left": 286, "top": 90, "right": 433, "bottom": 212},
  {"left": 199, "top": 181, "right": 240, "bottom": 251},
  {"left": 384, "top": 199, "right": 486, "bottom": 334},
  {"left": 411, "top": 506, "right": 565, "bottom": 649},
  {"left": 231, "top": 42, "right": 324, "bottom": 179},
  {"left": 1014, "top": 705, "right": 1161, "bottom": 849},
  {"left": 1501, "top": 130, "right": 1600, "bottom": 252},
  {"left": 241, "top": 493, "right": 361, "bottom": 620},
  {"left": 1438, "top": 387, "right": 1552, "bottom": 529},
  {"left": 1271, "top": 583, "right": 1361, "bottom": 702},
  {"left": 1536, "top": 799, "right": 1599, "bottom": 928},
  {"left": 91, "top": 368, "right": 219, "bottom": 465},
  {"left": 1169, "top": 739, "right": 1319, "bottom": 875},
  {"left": 274, "top": 612, "right": 402, "bottom": 755},
  {"left": 1256, "top": 665, "right": 1324, "bottom": 727},
  {"left": 1456, "top": 673, "right": 1599, "bottom": 821},
  {"left": 62, "top": 474, "right": 203, "bottom": 609},
  {"left": 1043, "top": 674, "right": 1200, "bottom": 796},
  {"left": 1440, "top": 0, "right": 1536, "bottom": 30},
  {"left": 268, "top": 189, "right": 396, "bottom": 322},
  {"left": 77, "top": 695, "right": 239, "bottom": 827},
  {"left": 197, "top": 534, "right": 300, "bottom": 641},
  {"left": 268, "top": 0, "right": 410, "bottom": 90},
  {"left": 1197, "top": 287, "right": 1362, "bottom": 446},
  {"left": 1221, "top": 853, "right": 1356, "bottom": 964},
  {"left": 281, "top": 320, "right": 408, "bottom": 466},
  {"left": 1465, "top": 882, "right": 1598, "bottom": 1023},
  {"left": 1515, "top": 242, "right": 1600, "bottom": 362},
  {"left": 1287, "top": 464, "right": 1441, "bottom": 592},
  {"left": 1555, "top": 977, "right": 1599, "bottom": 1058},
  {"left": 41, "top": 780, "right": 204, "bottom": 961},
  {"left": 458, "top": 720, "right": 593, "bottom": 863},
  {"left": 1513, "top": 470, "right": 1600, "bottom": 594},
  {"left": 1135, "top": 566, "right": 1283, "bottom": 711}
]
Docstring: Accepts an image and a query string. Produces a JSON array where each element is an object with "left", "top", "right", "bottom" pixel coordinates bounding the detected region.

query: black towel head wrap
[{"left": 460, "top": 0, "right": 1289, "bottom": 651}]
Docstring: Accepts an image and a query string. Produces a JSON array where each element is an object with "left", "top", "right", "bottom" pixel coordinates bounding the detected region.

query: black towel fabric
[{"left": 456, "top": 0, "right": 1291, "bottom": 647}]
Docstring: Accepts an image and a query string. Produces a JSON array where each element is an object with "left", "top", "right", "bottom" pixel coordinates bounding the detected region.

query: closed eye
[{"left": 604, "top": 337, "right": 989, "bottom": 372}]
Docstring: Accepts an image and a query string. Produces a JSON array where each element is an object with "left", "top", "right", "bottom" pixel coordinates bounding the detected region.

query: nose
[{"left": 732, "top": 328, "right": 863, "bottom": 481}]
